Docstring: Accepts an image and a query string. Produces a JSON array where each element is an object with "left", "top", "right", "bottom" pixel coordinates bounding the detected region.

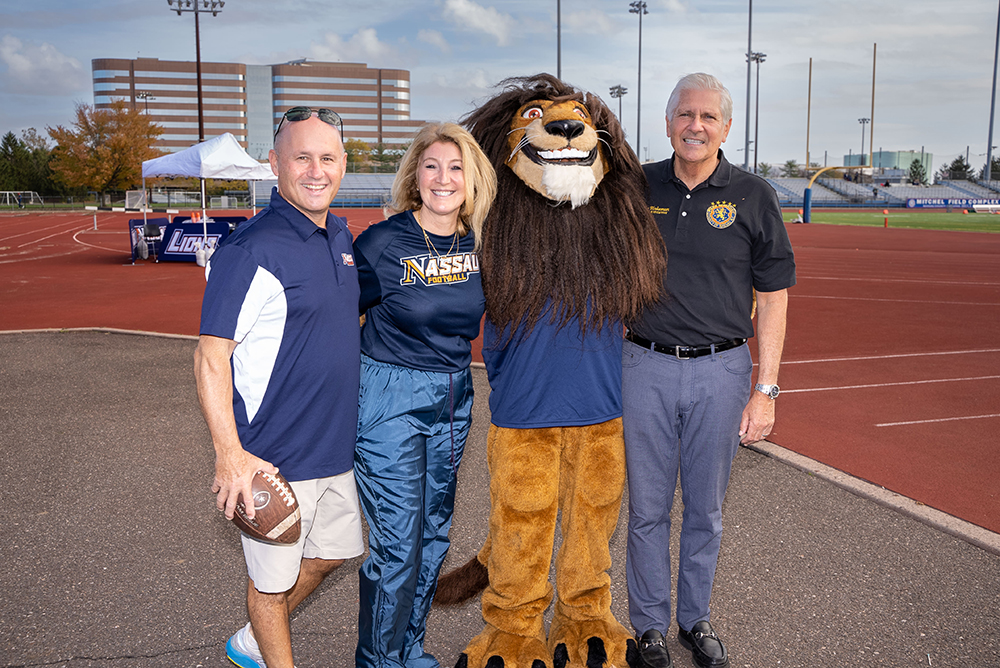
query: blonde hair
[{"left": 388, "top": 122, "right": 497, "bottom": 251}]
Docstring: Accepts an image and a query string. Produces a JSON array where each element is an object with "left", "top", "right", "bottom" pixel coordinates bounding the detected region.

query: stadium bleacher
[
  {"left": 942, "top": 180, "right": 997, "bottom": 198},
  {"left": 766, "top": 178, "right": 847, "bottom": 205},
  {"left": 757, "top": 176, "right": 999, "bottom": 208}
]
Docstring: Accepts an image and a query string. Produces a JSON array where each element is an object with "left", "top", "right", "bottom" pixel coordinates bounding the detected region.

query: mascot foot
[
  {"left": 549, "top": 615, "right": 639, "bottom": 668},
  {"left": 456, "top": 625, "right": 549, "bottom": 668}
]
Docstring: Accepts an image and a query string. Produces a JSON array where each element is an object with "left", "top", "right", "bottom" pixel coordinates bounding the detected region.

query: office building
[{"left": 92, "top": 57, "right": 427, "bottom": 158}]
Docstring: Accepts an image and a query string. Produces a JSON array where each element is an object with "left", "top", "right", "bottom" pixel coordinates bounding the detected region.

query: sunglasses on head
[{"left": 274, "top": 106, "right": 344, "bottom": 139}]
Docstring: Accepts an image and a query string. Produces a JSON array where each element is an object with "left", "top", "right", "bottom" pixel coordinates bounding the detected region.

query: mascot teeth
[{"left": 538, "top": 147, "right": 591, "bottom": 161}]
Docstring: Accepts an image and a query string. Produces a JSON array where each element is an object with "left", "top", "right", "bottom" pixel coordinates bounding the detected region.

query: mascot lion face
[
  {"left": 507, "top": 99, "right": 608, "bottom": 209},
  {"left": 462, "top": 73, "right": 666, "bottom": 336}
]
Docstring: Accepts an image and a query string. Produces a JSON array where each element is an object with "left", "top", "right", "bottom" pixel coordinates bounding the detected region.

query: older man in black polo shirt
[{"left": 623, "top": 73, "right": 796, "bottom": 668}]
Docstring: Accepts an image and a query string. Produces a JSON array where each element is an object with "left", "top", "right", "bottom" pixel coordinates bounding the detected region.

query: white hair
[{"left": 665, "top": 73, "right": 733, "bottom": 123}]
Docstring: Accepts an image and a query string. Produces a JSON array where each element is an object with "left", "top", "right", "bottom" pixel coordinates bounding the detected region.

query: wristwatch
[{"left": 755, "top": 383, "right": 780, "bottom": 399}]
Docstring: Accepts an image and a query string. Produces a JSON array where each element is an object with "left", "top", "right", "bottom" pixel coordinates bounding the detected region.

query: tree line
[{"left": 1, "top": 100, "right": 163, "bottom": 201}]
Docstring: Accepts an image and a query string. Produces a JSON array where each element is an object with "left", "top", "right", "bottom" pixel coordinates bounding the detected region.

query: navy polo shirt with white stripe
[{"left": 199, "top": 188, "right": 360, "bottom": 482}]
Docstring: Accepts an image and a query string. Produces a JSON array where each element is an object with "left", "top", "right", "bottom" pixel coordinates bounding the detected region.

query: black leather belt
[{"left": 625, "top": 331, "right": 746, "bottom": 360}]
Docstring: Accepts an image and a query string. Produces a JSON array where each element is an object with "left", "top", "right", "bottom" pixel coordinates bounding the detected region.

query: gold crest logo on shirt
[{"left": 706, "top": 201, "right": 737, "bottom": 229}]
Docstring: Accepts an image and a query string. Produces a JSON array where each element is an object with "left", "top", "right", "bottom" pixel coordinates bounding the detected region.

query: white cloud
[
  {"left": 443, "top": 0, "right": 514, "bottom": 46},
  {"left": 418, "top": 29, "right": 451, "bottom": 55},
  {"left": 309, "top": 28, "right": 399, "bottom": 65},
  {"left": 563, "top": 10, "right": 621, "bottom": 36},
  {"left": 0, "top": 35, "right": 87, "bottom": 95}
]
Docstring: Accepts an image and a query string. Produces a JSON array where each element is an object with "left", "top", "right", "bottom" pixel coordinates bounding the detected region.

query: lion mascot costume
[{"left": 435, "top": 74, "right": 666, "bottom": 668}]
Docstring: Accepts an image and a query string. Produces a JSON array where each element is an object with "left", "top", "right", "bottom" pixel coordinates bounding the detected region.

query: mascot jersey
[
  {"left": 483, "top": 315, "right": 623, "bottom": 428},
  {"left": 354, "top": 210, "right": 484, "bottom": 372}
]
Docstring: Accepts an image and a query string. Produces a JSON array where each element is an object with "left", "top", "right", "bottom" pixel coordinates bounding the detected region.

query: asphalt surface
[{"left": 1, "top": 331, "right": 998, "bottom": 668}]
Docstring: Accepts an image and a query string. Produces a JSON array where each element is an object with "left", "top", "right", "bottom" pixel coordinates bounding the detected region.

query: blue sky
[{"left": 1, "top": 0, "right": 997, "bottom": 175}]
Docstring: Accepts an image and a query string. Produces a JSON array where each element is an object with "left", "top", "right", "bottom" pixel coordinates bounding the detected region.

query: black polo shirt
[{"left": 632, "top": 151, "right": 795, "bottom": 347}]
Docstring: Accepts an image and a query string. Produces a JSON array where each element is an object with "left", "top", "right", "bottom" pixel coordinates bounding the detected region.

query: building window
[
  {"left": 133, "top": 70, "right": 244, "bottom": 80},
  {"left": 273, "top": 75, "right": 379, "bottom": 85},
  {"left": 273, "top": 89, "right": 379, "bottom": 97},
  {"left": 92, "top": 70, "right": 130, "bottom": 79}
]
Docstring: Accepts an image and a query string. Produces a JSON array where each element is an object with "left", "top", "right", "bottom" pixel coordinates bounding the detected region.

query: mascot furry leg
[{"left": 455, "top": 421, "right": 637, "bottom": 668}]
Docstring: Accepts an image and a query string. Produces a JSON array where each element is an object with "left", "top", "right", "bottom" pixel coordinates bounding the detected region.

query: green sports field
[{"left": 784, "top": 209, "right": 1000, "bottom": 233}]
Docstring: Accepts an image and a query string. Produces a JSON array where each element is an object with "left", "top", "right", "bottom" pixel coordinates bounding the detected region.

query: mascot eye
[
  {"left": 522, "top": 106, "right": 543, "bottom": 120},
  {"left": 573, "top": 107, "right": 588, "bottom": 119}
]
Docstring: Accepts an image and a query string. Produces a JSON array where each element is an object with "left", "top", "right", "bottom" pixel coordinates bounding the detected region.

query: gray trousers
[{"left": 621, "top": 338, "right": 752, "bottom": 633}]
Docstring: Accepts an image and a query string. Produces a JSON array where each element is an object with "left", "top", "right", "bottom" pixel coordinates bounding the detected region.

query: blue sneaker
[{"left": 226, "top": 623, "right": 265, "bottom": 668}]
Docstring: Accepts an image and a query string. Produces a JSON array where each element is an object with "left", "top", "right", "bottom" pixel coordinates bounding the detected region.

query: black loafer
[
  {"left": 678, "top": 620, "right": 729, "bottom": 668},
  {"left": 636, "top": 629, "right": 672, "bottom": 668}
]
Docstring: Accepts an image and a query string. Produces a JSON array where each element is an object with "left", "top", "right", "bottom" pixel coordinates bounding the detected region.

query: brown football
[{"left": 232, "top": 471, "right": 301, "bottom": 544}]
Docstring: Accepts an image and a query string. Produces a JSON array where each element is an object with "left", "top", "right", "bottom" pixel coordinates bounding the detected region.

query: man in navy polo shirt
[
  {"left": 194, "top": 109, "right": 363, "bottom": 668},
  {"left": 623, "top": 74, "right": 795, "bottom": 668}
]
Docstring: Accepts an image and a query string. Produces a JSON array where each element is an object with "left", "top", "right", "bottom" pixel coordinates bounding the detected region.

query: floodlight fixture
[
  {"left": 628, "top": 2, "right": 648, "bottom": 158},
  {"left": 858, "top": 118, "right": 870, "bottom": 166},
  {"left": 609, "top": 85, "right": 628, "bottom": 122},
  {"left": 750, "top": 52, "right": 765, "bottom": 173},
  {"left": 136, "top": 91, "right": 154, "bottom": 114},
  {"left": 166, "top": 0, "right": 225, "bottom": 143}
]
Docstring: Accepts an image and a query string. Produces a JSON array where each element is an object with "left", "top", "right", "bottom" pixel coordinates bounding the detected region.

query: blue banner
[{"left": 907, "top": 198, "right": 1000, "bottom": 208}]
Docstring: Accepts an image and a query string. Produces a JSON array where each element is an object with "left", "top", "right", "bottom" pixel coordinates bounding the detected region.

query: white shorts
[{"left": 241, "top": 468, "right": 364, "bottom": 593}]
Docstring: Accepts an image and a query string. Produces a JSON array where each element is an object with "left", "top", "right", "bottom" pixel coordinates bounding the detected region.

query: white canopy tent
[{"left": 140, "top": 133, "right": 274, "bottom": 236}]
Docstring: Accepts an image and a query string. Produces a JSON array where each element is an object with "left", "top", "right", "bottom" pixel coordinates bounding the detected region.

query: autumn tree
[
  {"left": 47, "top": 100, "right": 163, "bottom": 200},
  {"left": 344, "top": 138, "right": 371, "bottom": 171}
]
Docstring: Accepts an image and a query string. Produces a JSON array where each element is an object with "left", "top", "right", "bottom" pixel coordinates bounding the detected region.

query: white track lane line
[
  {"left": 0, "top": 216, "right": 95, "bottom": 242},
  {"left": 784, "top": 348, "right": 1000, "bottom": 365},
  {"left": 17, "top": 226, "right": 85, "bottom": 248},
  {"left": 798, "top": 275, "right": 1000, "bottom": 287},
  {"left": 73, "top": 228, "right": 127, "bottom": 253},
  {"left": 782, "top": 374, "right": 1000, "bottom": 394},
  {"left": 796, "top": 294, "right": 1000, "bottom": 307},
  {"left": 877, "top": 414, "right": 1000, "bottom": 427}
]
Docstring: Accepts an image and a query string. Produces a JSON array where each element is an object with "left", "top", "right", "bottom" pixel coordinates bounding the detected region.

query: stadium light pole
[
  {"left": 629, "top": 1, "right": 648, "bottom": 157},
  {"left": 556, "top": 0, "right": 561, "bottom": 79},
  {"left": 750, "top": 52, "right": 765, "bottom": 174},
  {"left": 858, "top": 118, "right": 870, "bottom": 166},
  {"left": 136, "top": 91, "right": 154, "bottom": 115},
  {"left": 743, "top": 0, "right": 753, "bottom": 171},
  {"left": 610, "top": 85, "right": 628, "bottom": 122},
  {"left": 987, "top": 0, "right": 1000, "bottom": 182},
  {"left": 167, "top": 0, "right": 225, "bottom": 144}
]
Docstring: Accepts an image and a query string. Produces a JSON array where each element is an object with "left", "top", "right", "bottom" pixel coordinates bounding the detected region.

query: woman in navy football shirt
[{"left": 352, "top": 122, "right": 496, "bottom": 668}]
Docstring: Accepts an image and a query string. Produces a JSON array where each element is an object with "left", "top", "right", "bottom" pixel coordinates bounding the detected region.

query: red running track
[{"left": 2, "top": 212, "right": 998, "bottom": 533}]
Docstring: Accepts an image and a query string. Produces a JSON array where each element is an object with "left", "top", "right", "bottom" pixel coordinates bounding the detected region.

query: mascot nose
[{"left": 545, "top": 119, "right": 585, "bottom": 140}]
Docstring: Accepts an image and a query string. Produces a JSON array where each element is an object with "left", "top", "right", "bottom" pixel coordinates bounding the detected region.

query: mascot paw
[
  {"left": 552, "top": 636, "right": 639, "bottom": 668},
  {"left": 548, "top": 616, "right": 638, "bottom": 668},
  {"left": 457, "top": 625, "right": 549, "bottom": 668}
]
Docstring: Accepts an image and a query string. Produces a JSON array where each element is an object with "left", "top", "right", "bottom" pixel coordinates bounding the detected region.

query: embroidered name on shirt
[
  {"left": 706, "top": 201, "right": 737, "bottom": 229},
  {"left": 399, "top": 252, "right": 480, "bottom": 286},
  {"left": 649, "top": 205, "right": 670, "bottom": 215}
]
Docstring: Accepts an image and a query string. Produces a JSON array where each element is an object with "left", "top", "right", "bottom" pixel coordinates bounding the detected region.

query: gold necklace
[{"left": 415, "top": 209, "right": 458, "bottom": 258}]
